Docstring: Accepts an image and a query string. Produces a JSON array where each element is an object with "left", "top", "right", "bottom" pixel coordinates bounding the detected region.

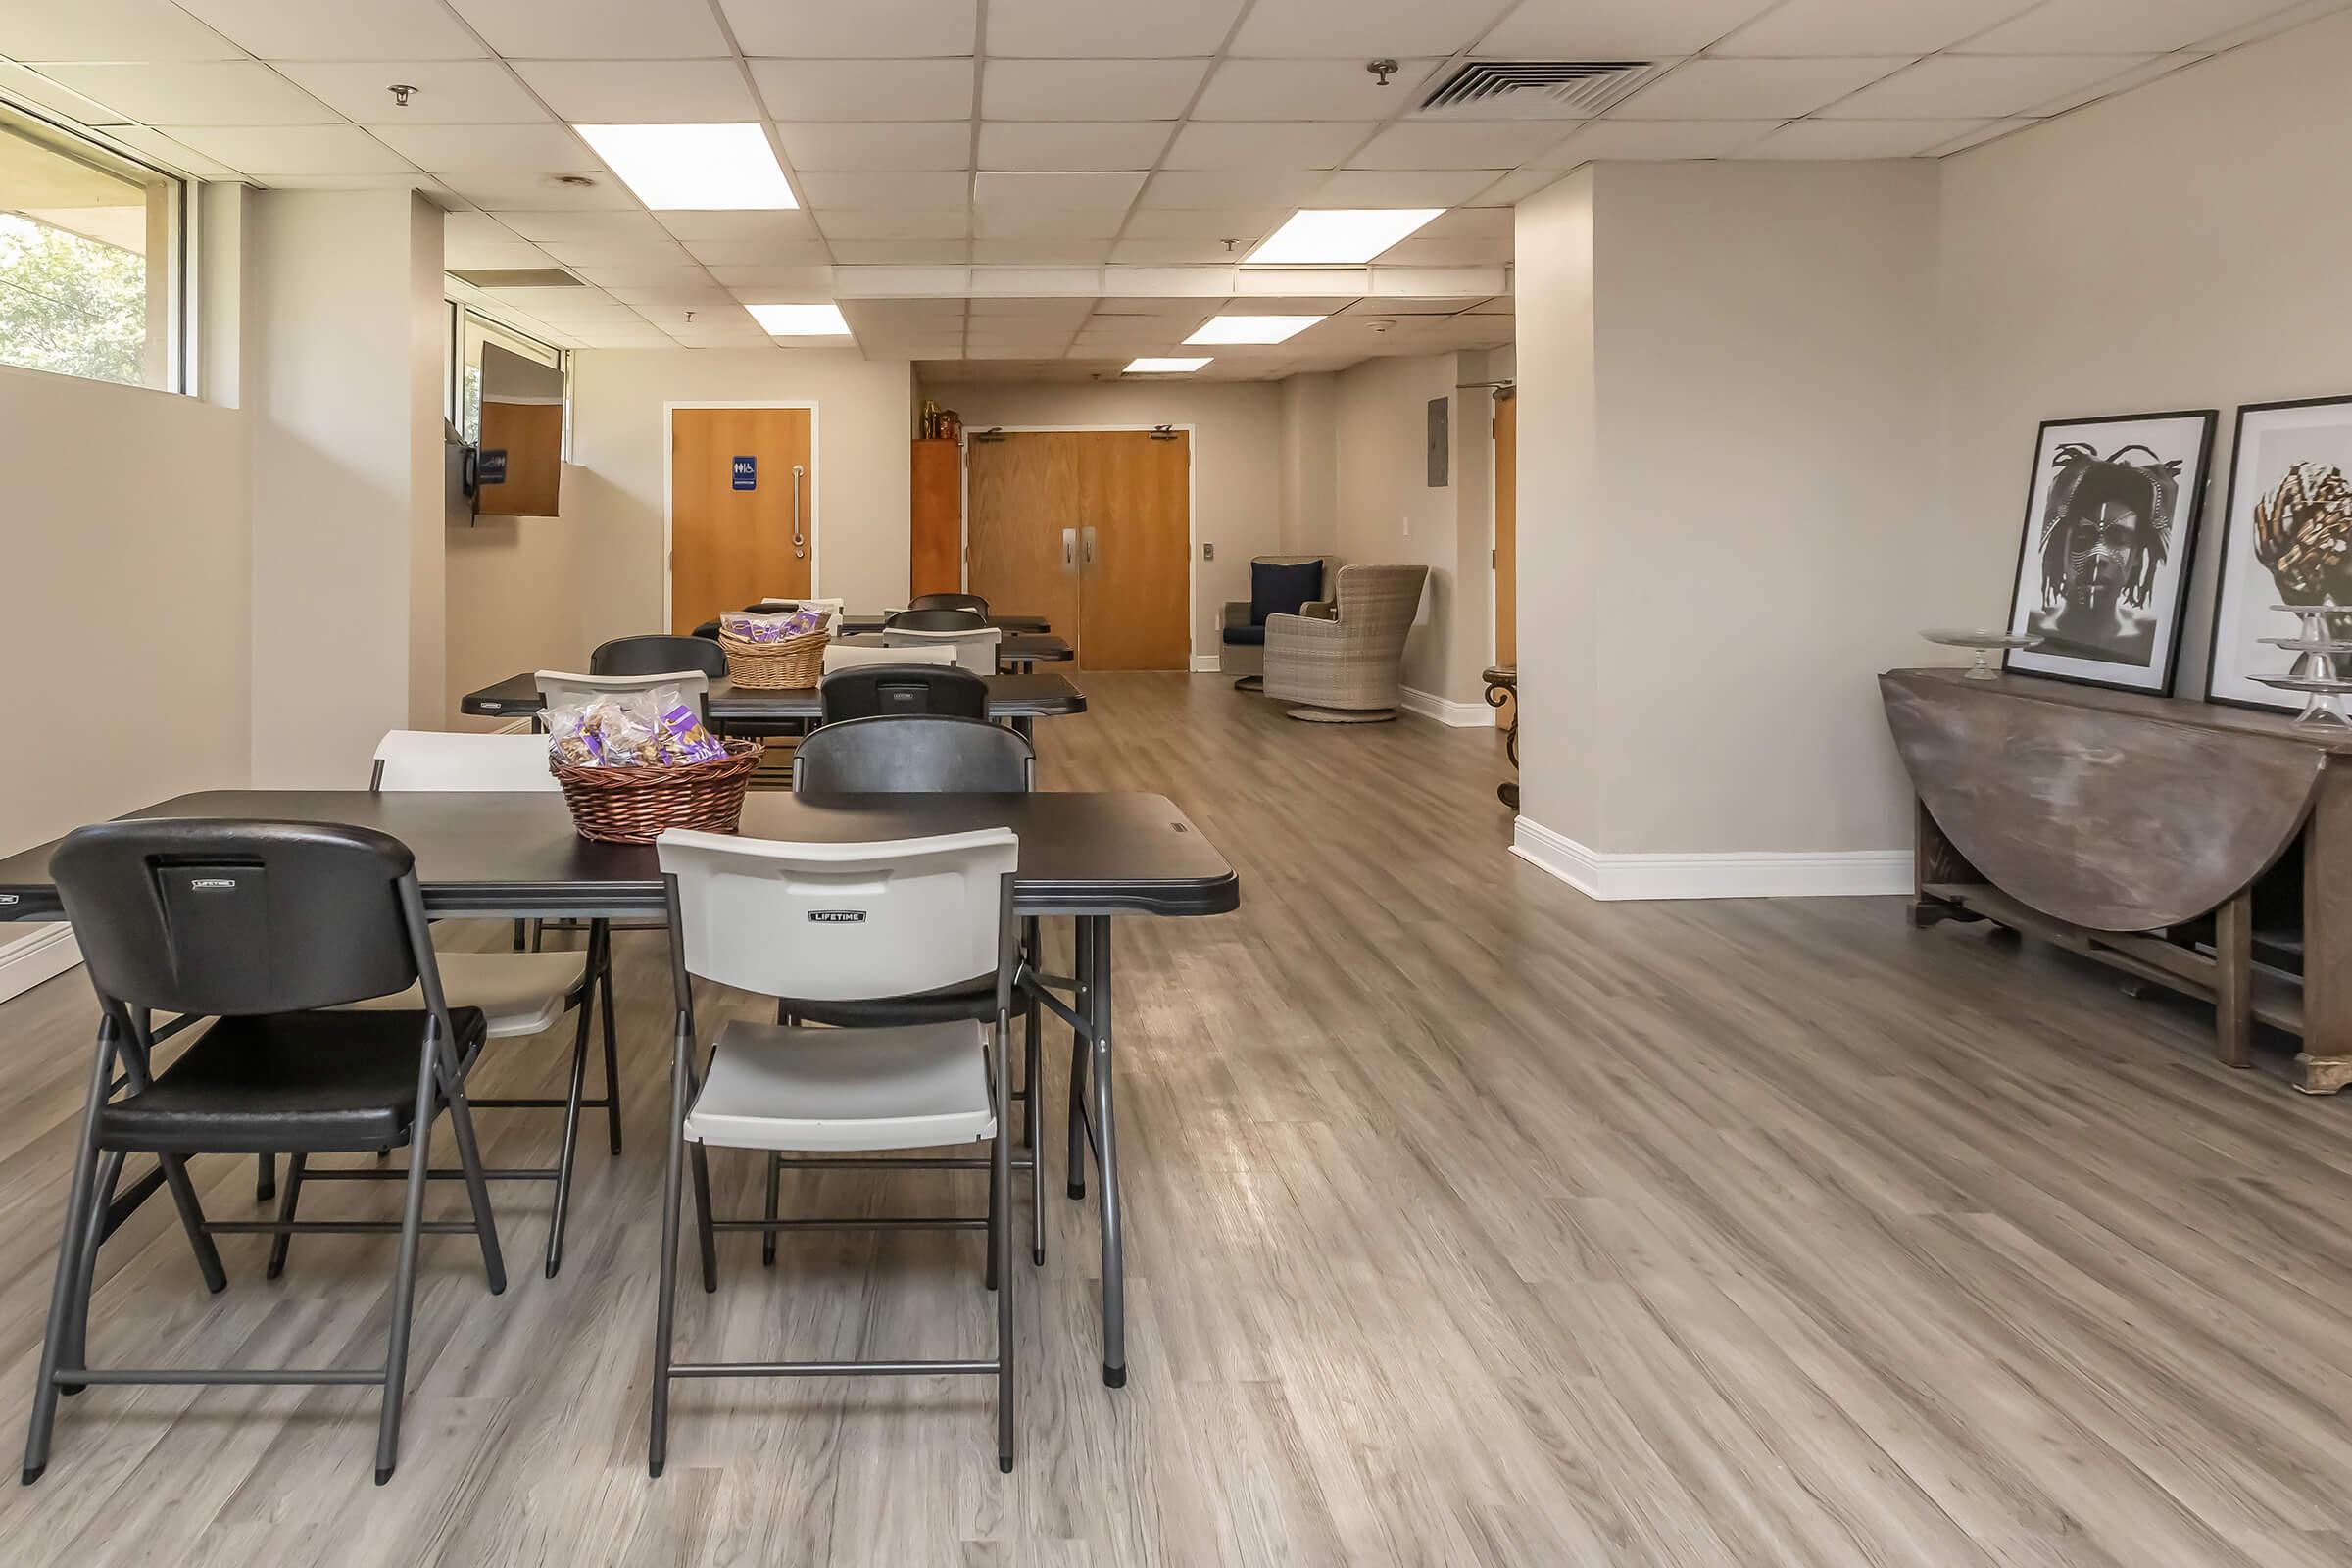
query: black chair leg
[
  {"left": 596, "top": 924, "right": 622, "bottom": 1156},
  {"left": 649, "top": 1017, "right": 691, "bottom": 1479},
  {"left": 266, "top": 1153, "right": 308, "bottom": 1279},
  {"left": 995, "top": 1015, "right": 1016, "bottom": 1473},
  {"left": 1027, "top": 1025, "right": 1045, "bottom": 1267},
  {"left": 1066, "top": 920, "right": 1089, "bottom": 1200},
  {"left": 689, "top": 1142, "right": 718, "bottom": 1294},
  {"left": 546, "top": 973, "right": 597, "bottom": 1280},
  {"left": 439, "top": 1080, "right": 507, "bottom": 1298},
  {"left": 985, "top": 1134, "right": 1001, "bottom": 1294},
  {"left": 157, "top": 1156, "right": 227, "bottom": 1294},
  {"left": 24, "top": 1115, "right": 111, "bottom": 1485},
  {"left": 761, "top": 1153, "right": 781, "bottom": 1267},
  {"left": 256, "top": 1152, "right": 275, "bottom": 1202},
  {"left": 53, "top": 1149, "right": 125, "bottom": 1405},
  {"left": 374, "top": 1094, "right": 434, "bottom": 1484}
]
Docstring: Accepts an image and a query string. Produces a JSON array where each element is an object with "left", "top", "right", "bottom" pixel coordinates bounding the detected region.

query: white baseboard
[
  {"left": 1190, "top": 654, "right": 1221, "bottom": 672},
  {"left": 0, "top": 923, "right": 80, "bottom": 1003},
  {"left": 1510, "top": 815, "right": 1910, "bottom": 901},
  {"left": 1399, "top": 687, "right": 1495, "bottom": 727}
]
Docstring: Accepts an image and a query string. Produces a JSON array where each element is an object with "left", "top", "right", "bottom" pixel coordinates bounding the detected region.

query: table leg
[
  {"left": 2215, "top": 887, "right": 2253, "bottom": 1068},
  {"left": 1011, "top": 715, "right": 1034, "bottom": 744},
  {"left": 2299, "top": 771, "right": 2352, "bottom": 1093},
  {"left": 1087, "top": 914, "right": 1126, "bottom": 1388}
]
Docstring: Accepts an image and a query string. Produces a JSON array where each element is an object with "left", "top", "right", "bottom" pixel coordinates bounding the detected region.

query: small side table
[{"left": 1483, "top": 664, "right": 1518, "bottom": 810}]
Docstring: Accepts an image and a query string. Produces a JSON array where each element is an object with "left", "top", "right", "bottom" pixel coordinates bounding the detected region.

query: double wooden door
[
  {"left": 669, "top": 406, "right": 814, "bottom": 634},
  {"left": 965, "top": 430, "right": 1191, "bottom": 670}
]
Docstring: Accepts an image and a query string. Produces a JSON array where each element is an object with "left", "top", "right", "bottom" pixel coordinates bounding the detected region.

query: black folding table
[
  {"left": 0, "top": 788, "right": 1238, "bottom": 1388},
  {"left": 462, "top": 671, "right": 1085, "bottom": 740},
  {"left": 829, "top": 631, "right": 1073, "bottom": 673}
]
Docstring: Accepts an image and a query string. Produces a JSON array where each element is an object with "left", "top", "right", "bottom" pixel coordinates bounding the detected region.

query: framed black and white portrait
[
  {"left": 2206, "top": 394, "right": 2352, "bottom": 711},
  {"left": 2001, "top": 410, "right": 2216, "bottom": 693}
]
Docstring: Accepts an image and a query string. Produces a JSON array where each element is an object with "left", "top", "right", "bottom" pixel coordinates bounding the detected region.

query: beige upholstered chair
[
  {"left": 1261, "top": 564, "right": 1430, "bottom": 722},
  {"left": 1219, "top": 555, "right": 1333, "bottom": 689}
]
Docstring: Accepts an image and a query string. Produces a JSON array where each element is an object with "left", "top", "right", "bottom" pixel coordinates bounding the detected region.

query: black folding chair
[
  {"left": 884, "top": 606, "right": 989, "bottom": 631},
  {"left": 908, "top": 592, "right": 991, "bottom": 616},
  {"left": 592, "top": 633, "right": 729, "bottom": 680},
  {"left": 817, "top": 664, "right": 990, "bottom": 724},
  {"left": 24, "top": 819, "right": 504, "bottom": 1487}
]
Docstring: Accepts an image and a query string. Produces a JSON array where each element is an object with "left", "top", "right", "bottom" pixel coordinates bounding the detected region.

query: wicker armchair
[
  {"left": 1261, "top": 564, "right": 1430, "bottom": 722},
  {"left": 1219, "top": 555, "right": 1331, "bottom": 689}
]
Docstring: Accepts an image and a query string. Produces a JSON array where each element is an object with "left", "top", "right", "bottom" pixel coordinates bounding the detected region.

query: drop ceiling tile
[
  {"left": 2019, "top": 51, "right": 2206, "bottom": 115},
  {"left": 513, "top": 61, "right": 760, "bottom": 122},
  {"left": 537, "top": 237, "right": 698, "bottom": 270},
  {"left": 798, "top": 171, "right": 971, "bottom": 210},
  {"left": 978, "top": 122, "right": 1174, "bottom": 172},
  {"left": 708, "top": 265, "right": 838, "bottom": 288},
  {"left": 273, "top": 63, "right": 550, "bottom": 124},
  {"left": 971, "top": 238, "right": 1113, "bottom": 263},
  {"left": 160, "top": 124, "right": 418, "bottom": 175},
  {"left": 0, "top": 64, "right": 132, "bottom": 126},
  {"left": 172, "top": 0, "right": 488, "bottom": 60},
  {"left": 973, "top": 170, "right": 1146, "bottom": 209},
  {"left": 679, "top": 238, "right": 836, "bottom": 266},
  {"left": 1740, "top": 118, "right": 1994, "bottom": 157},
  {"left": 1613, "top": 56, "right": 1915, "bottom": 118},
  {"left": 814, "top": 210, "right": 971, "bottom": 238},
  {"left": 562, "top": 260, "right": 707, "bottom": 288},
  {"left": 1823, "top": 53, "right": 2153, "bottom": 117},
  {"left": 493, "top": 209, "right": 672, "bottom": 242},
  {"left": 1162, "top": 122, "right": 1374, "bottom": 169},
  {"left": 1121, "top": 206, "right": 1291, "bottom": 238},
  {"left": 1228, "top": 0, "right": 1513, "bottom": 56},
  {"left": 1350, "top": 122, "right": 1575, "bottom": 170},
  {"left": 1536, "top": 119, "right": 1783, "bottom": 163},
  {"left": 1959, "top": 0, "right": 2317, "bottom": 53},
  {"left": 1923, "top": 118, "right": 2036, "bottom": 154},
  {"left": 375, "top": 122, "right": 593, "bottom": 173},
  {"left": 97, "top": 124, "right": 247, "bottom": 178},
  {"left": 1464, "top": 167, "right": 1569, "bottom": 205},
  {"left": 451, "top": 174, "right": 640, "bottom": 210},
  {"left": 986, "top": 0, "right": 1243, "bottom": 56},
  {"left": 34, "top": 62, "right": 336, "bottom": 125},
  {"left": 655, "top": 210, "right": 818, "bottom": 243},
  {"left": 2194, "top": 0, "right": 2348, "bottom": 49},
  {"left": 1314, "top": 169, "right": 1501, "bottom": 205},
  {"left": 1108, "top": 238, "right": 1251, "bottom": 264},
  {"left": 447, "top": 238, "right": 561, "bottom": 270},
  {"left": 829, "top": 240, "right": 972, "bottom": 263},
  {"left": 979, "top": 59, "right": 1211, "bottom": 121},
  {"left": 1717, "top": 0, "right": 2041, "bottom": 55},
  {"left": 1371, "top": 236, "right": 1513, "bottom": 265},
  {"left": 1138, "top": 169, "right": 1330, "bottom": 206},
  {"left": 1191, "top": 58, "right": 1441, "bottom": 120},
  {"left": 972, "top": 207, "right": 1123, "bottom": 239},
  {"left": 776, "top": 122, "right": 971, "bottom": 172},
  {"left": 446, "top": 0, "right": 732, "bottom": 59},
  {"left": 752, "top": 59, "right": 975, "bottom": 122},
  {"left": 722, "top": 0, "right": 978, "bottom": 56},
  {"left": 1478, "top": 0, "right": 1782, "bottom": 55},
  {"left": 601, "top": 280, "right": 738, "bottom": 308},
  {"left": 4, "top": 0, "right": 241, "bottom": 61}
]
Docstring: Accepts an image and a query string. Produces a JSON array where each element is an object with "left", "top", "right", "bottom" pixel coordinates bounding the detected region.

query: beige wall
[
  {"left": 1279, "top": 371, "right": 1338, "bottom": 555},
  {"left": 246, "top": 189, "right": 446, "bottom": 785},
  {"left": 1939, "top": 7, "right": 2352, "bottom": 700},
  {"left": 943, "top": 379, "right": 1286, "bottom": 662},
  {"left": 559, "top": 348, "right": 913, "bottom": 644}
]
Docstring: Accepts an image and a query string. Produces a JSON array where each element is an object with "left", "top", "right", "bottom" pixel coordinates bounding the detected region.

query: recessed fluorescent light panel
[
  {"left": 1184, "top": 315, "right": 1326, "bottom": 345},
  {"left": 749, "top": 302, "right": 850, "bottom": 336},
  {"left": 573, "top": 122, "right": 797, "bottom": 210},
  {"left": 1124, "top": 357, "right": 1211, "bottom": 373},
  {"left": 1245, "top": 208, "right": 1444, "bottom": 266}
]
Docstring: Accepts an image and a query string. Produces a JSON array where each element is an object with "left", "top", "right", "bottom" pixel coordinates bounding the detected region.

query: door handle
[
  {"left": 791, "top": 464, "right": 807, "bottom": 560},
  {"left": 1062, "top": 527, "right": 1077, "bottom": 568},
  {"left": 1083, "top": 525, "right": 1097, "bottom": 567}
]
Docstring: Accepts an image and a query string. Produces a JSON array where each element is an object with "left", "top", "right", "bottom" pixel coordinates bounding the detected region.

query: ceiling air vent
[
  {"left": 1418, "top": 61, "right": 1661, "bottom": 118},
  {"left": 448, "top": 268, "right": 584, "bottom": 289}
]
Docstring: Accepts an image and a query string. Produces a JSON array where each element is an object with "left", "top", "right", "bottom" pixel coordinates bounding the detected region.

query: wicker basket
[
  {"left": 552, "top": 739, "right": 764, "bottom": 844},
  {"left": 720, "top": 627, "right": 829, "bottom": 689}
]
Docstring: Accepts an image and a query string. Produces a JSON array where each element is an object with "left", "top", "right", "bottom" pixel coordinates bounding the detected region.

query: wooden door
[
  {"left": 908, "top": 437, "right": 962, "bottom": 597},
  {"left": 669, "top": 406, "right": 813, "bottom": 634},
  {"left": 1077, "top": 430, "right": 1191, "bottom": 671},
  {"left": 967, "top": 431, "right": 1084, "bottom": 659}
]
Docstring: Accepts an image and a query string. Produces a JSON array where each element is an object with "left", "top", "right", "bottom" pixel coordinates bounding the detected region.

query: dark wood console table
[
  {"left": 1882, "top": 667, "right": 2352, "bottom": 1092},
  {"left": 1484, "top": 664, "right": 1517, "bottom": 809}
]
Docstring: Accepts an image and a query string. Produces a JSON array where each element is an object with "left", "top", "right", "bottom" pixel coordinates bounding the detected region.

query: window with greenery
[
  {"left": 0, "top": 109, "right": 181, "bottom": 392},
  {"left": 450, "top": 303, "right": 565, "bottom": 451}
]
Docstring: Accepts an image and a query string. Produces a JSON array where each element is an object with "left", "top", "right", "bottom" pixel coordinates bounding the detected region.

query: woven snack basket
[
  {"left": 552, "top": 738, "right": 764, "bottom": 844},
  {"left": 719, "top": 626, "right": 829, "bottom": 689}
]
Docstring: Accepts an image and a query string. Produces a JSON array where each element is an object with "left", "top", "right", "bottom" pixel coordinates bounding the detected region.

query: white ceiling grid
[{"left": 0, "top": 0, "right": 2338, "bottom": 377}]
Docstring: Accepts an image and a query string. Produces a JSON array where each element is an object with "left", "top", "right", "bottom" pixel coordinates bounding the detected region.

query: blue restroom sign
[
  {"left": 477, "top": 448, "right": 508, "bottom": 484},
  {"left": 732, "top": 455, "right": 757, "bottom": 490}
]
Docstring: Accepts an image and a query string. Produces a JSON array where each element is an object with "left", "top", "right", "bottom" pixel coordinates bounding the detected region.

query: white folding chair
[
  {"left": 649, "top": 826, "right": 1021, "bottom": 1476},
  {"left": 536, "top": 667, "right": 710, "bottom": 714},
  {"left": 820, "top": 642, "right": 956, "bottom": 673},
  {"left": 326, "top": 729, "right": 618, "bottom": 1278},
  {"left": 881, "top": 624, "right": 1003, "bottom": 676}
]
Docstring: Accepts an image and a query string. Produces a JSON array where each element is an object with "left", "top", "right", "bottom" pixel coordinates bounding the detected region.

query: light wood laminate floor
[{"left": 2, "top": 673, "right": 2351, "bottom": 1566}]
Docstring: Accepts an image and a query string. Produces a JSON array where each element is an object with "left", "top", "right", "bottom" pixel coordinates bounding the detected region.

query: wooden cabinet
[{"left": 909, "top": 438, "right": 962, "bottom": 598}]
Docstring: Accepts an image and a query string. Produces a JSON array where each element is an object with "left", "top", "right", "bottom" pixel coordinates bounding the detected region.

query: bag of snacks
[
  {"left": 720, "top": 605, "right": 827, "bottom": 643},
  {"left": 540, "top": 692, "right": 677, "bottom": 769},
  {"left": 647, "top": 685, "right": 725, "bottom": 764}
]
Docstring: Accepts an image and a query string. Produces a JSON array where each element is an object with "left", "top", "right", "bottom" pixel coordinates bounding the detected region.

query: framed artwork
[
  {"left": 2001, "top": 410, "right": 2216, "bottom": 693},
  {"left": 2205, "top": 394, "right": 2352, "bottom": 712}
]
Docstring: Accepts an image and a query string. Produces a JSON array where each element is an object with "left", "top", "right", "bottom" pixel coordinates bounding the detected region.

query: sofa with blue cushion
[{"left": 1220, "top": 556, "right": 1332, "bottom": 688}]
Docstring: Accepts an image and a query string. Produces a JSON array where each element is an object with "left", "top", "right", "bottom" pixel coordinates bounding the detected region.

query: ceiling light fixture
[
  {"left": 1245, "top": 208, "right": 1444, "bottom": 266},
  {"left": 573, "top": 122, "right": 797, "bottom": 210},
  {"left": 1184, "top": 314, "right": 1325, "bottom": 345},
  {"left": 1124, "top": 357, "right": 1211, "bottom": 374},
  {"left": 748, "top": 302, "right": 850, "bottom": 336}
]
